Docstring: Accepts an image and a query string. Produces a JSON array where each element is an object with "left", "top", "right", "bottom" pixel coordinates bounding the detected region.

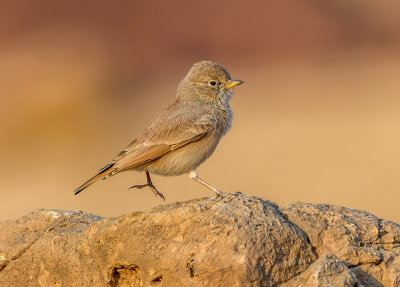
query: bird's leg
[
  {"left": 128, "top": 171, "right": 165, "bottom": 201},
  {"left": 189, "top": 170, "right": 225, "bottom": 197}
]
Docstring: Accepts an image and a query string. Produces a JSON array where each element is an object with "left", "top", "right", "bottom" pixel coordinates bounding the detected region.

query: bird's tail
[{"left": 74, "top": 163, "right": 117, "bottom": 195}]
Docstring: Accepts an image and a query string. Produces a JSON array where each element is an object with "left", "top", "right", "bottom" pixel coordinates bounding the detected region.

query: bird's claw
[
  {"left": 128, "top": 184, "right": 148, "bottom": 190},
  {"left": 149, "top": 185, "right": 165, "bottom": 201},
  {"left": 214, "top": 190, "right": 225, "bottom": 197},
  {"left": 128, "top": 183, "right": 165, "bottom": 201}
]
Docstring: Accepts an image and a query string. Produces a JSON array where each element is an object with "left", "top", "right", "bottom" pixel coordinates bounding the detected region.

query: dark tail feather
[{"left": 74, "top": 163, "right": 116, "bottom": 195}]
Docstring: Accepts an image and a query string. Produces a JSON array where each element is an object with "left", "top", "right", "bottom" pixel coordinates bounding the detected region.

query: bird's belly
[{"left": 140, "top": 135, "right": 219, "bottom": 176}]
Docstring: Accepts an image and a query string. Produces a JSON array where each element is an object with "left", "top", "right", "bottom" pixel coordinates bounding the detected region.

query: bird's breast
[{"left": 215, "top": 104, "right": 233, "bottom": 137}]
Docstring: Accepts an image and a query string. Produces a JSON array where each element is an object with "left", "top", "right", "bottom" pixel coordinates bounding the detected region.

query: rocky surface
[{"left": 0, "top": 193, "right": 399, "bottom": 286}]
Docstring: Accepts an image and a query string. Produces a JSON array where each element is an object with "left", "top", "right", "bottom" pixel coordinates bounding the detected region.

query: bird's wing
[{"left": 113, "top": 111, "right": 215, "bottom": 171}]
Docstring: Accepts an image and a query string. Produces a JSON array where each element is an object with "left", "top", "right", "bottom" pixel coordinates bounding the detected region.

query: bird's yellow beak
[{"left": 224, "top": 80, "right": 244, "bottom": 90}]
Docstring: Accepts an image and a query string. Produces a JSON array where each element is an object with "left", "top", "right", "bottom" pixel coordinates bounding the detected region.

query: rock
[
  {"left": 281, "top": 202, "right": 400, "bottom": 286},
  {"left": 0, "top": 193, "right": 399, "bottom": 286},
  {"left": 280, "top": 254, "right": 361, "bottom": 287}
]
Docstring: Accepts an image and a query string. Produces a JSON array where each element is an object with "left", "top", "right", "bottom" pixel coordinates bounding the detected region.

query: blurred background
[{"left": 1, "top": 0, "right": 400, "bottom": 222}]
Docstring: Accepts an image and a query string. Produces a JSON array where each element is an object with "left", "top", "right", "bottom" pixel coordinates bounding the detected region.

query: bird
[{"left": 74, "top": 60, "right": 243, "bottom": 200}]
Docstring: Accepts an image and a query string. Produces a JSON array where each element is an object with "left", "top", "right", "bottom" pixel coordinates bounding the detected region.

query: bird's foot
[
  {"left": 128, "top": 183, "right": 165, "bottom": 201},
  {"left": 213, "top": 189, "right": 226, "bottom": 197},
  {"left": 149, "top": 184, "right": 165, "bottom": 201}
]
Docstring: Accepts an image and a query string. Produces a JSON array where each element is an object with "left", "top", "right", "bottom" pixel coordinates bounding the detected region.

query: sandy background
[{"left": 1, "top": 0, "right": 400, "bottom": 222}]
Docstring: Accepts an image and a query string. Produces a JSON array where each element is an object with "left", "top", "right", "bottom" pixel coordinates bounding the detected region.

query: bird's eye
[{"left": 209, "top": 81, "right": 217, "bottom": 86}]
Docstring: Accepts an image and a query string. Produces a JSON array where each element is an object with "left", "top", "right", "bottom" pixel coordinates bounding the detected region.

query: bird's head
[{"left": 178, "top": 60, "right": 243, "bottom": 103}]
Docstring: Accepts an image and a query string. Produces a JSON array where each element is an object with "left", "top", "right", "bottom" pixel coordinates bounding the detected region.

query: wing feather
[{"left": 113, "top": 107, "right": 215, "bottom": 171}]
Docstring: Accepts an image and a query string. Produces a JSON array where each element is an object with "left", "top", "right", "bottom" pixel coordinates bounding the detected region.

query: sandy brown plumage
[{"left": 74, "top": 61, "right": 243, "bottom": 198}]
